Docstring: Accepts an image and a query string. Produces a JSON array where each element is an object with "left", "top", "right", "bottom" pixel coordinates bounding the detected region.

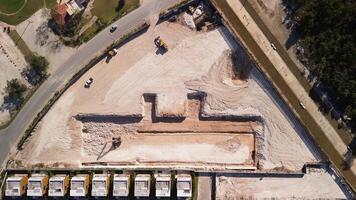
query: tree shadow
[
  {"left": 116, "top": 0, "right": 125, "bottom": 12},
  {"left": 285, "top": 28, "right": 299, "bottom": 50},
  {"left": 0, "top": 95, "right": 21, "bottom": 115},
  {"left": 21, "top": 67, "right": 42, "bottom": 86}
]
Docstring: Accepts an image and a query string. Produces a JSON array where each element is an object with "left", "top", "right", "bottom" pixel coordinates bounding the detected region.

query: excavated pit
[{"left": 78, "top": 93, "right": 260, "bottom": 170}]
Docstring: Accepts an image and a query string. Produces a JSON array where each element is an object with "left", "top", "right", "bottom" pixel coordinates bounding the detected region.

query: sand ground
[
  {"left": 16, "top": 9, "right": 76, "bottom": 73},
  {"left": 0, "top": 25, "right": 28, "bottom": 125},
  {"left": 17, "top": 21, "right": 319, "bottom": 171},
  {"left": 216, "top": 171, "right": 347, "bottom": 199}
]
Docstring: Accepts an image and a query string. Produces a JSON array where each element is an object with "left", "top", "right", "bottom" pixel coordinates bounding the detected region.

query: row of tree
[
  {"left": 5, "top": 55, "right": 49, "bottom": 113},
  {"left": 291, "top": 0, "right": 356, "bottom": 132}
]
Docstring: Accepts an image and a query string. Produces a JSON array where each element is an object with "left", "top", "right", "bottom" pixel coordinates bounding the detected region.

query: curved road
[{"left": 0, "top": 0, "right": 184, "bottom": 165}]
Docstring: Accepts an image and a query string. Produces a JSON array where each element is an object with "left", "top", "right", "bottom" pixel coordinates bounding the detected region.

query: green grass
[
  {"left": 0, "top": 0, "right": 25, "bottom": 13},
  {"left": 192, "top": 173, "right": 198, "bottom": 200},
  {"left": 0, "top": 0, "right": 56, "bottom": 25},
  {"left": 8, "top": 30, "right": 33, "bottom": 60},
  {"left": 92, "top": 0, "right": 140, "bottom": 24}
]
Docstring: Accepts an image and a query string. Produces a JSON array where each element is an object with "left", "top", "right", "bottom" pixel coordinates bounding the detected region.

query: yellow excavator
[
  {"left": 96, "top": 136, "right": 122, "bottom": 160},
  {"left": 154, "top": 36, "right": 168, "bottom": 51}
]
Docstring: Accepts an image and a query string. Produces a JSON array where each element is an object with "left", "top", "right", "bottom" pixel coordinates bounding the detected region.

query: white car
[
  {"left": 110, "top": 25, "right": 118, "bottom": 32},
  {"left": 271, "top": 43, "right": 277, "bottom": 50},
  {"left": 299, "top": 102, "right": 306, "bottom": 109},
  {"left": 84, "top": 77, "right": 93, "bottom": 88}
]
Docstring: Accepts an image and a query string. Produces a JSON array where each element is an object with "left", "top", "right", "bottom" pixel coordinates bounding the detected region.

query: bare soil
[
  {"left": 0, "top": 24, "right": 27, "bottom": 125},
  {"left": 17, "top": 21, "right": 318, "bottom": 171}
]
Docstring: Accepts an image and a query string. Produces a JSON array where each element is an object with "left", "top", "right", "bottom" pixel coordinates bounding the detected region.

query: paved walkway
[{"left": 198, "top": 174, "right": 212, "bottom": 200}]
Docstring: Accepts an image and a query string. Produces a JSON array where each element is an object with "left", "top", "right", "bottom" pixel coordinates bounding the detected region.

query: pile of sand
[{"left": 186, "top": 49, "right": 320, "bottom": 171}]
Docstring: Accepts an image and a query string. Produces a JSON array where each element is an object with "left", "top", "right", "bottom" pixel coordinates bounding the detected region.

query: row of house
[{"left": 5, "top": 173, "right": 192, "bottom": 198}]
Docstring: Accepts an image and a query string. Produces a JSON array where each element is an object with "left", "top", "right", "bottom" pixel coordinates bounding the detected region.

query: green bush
[
  {"left": 5, "top": 79, "right": 27, "bottom": 102},
  {"left": 29, "top": 55, "right": 49, "bottom": 76},
  {"left": 293, "top": 0, "right": 356, "bottom": 131}
]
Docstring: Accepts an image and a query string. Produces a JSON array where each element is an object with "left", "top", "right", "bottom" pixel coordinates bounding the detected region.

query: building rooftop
[
  {"left": 177, "top": 174, "right": 192, "bottom": 198},
  {"left": 71, "top": 175, "right": 88, "bottom": 181},
  {"left": 135, "top": 174, "right": 151, "bottom": 197},
  {"left": 6, "top": 175, "right": 27, "bottom": 181},
  {"left": 156, "top": 174, "right": 171, "bottom": 197},
  {"left": 113, "top": 174, "right": 130, "bottom": 197}
]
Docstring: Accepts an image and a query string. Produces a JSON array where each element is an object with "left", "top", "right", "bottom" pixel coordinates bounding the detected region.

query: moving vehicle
[
  {"left": 299, "top": 102, "right": 306, "bottom": 109},
  {"left": 110, "top": 25, "right": 118, "bottom": 33},
  {"left": 271, "top": 43, "right": 277, "bottom": 50},
  {"left": 84, "top": 78, "right": 93, "bottom": 88}
]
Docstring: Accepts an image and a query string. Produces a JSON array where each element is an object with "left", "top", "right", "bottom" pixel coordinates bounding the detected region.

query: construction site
[{"left": 2, "top": 1, "right": 351, "bottom": 199}]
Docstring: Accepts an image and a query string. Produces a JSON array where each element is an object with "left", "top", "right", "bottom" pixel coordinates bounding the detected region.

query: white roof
[
  {"left": 156, "top": 175, "right": 171, "bottom": 181},
  {"left": 29, "top": 175, "right": 46, "bottom": 181},
  {"left": 50, "top": 175, "right": 66, "bottom": 181},
  {"left": 71, "top": 175, "right": 88, "bottom": 181},
  {"left": 7, "top": 176, "right": 25, "bottom": 181},
  {"left": 93, "top": 174, "right": 109, "bottom": 181},
  {"left": 135, "top": 174, "right": 150, "bottom": 181},
  {"left": 177, "top": 174, "right": 192, "bottom": 181},
  {"left": 114, "top": 174, "right": 129, "bottom": 181}
]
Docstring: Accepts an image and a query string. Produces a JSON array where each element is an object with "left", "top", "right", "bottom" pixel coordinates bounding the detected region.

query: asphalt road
[{"left": 0, "top": 0, "right": 184, "bottom": 166}]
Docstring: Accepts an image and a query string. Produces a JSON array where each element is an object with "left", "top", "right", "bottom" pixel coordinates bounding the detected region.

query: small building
[
  {"left": 70, "top": 174, "right": 90, "bottom": 197},
  {"left": 5, "top": 174, "right": 28, "bottom": 197},
  {"left": 65, "top": 0, "right": 85, "bottom": 15},
  {"left": 91, "top": 174, "right": 111, "bottom": 197},
  {"left": 27, "top": 174, "right": 49, "bottom": 197},
  {"left": 51, "top": 0, "right": 86, "bottom": 26},
  {"left": 113, "top": 174, "right": 130, "bottom": 197},
  {"left": 134, "top": 174, "right": 151, "bottom": 197},
  {"left": 48, "top": 175, "right": 69, "bottom": 196},
  {"left": 177, "top": 174, "right": 192, "bottom": 198},
  {"left": 155, "top": 174, "right": 171, "bottom": 197}
]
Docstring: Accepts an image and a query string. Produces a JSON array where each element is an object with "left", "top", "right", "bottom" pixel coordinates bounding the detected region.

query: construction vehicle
[
  {"left": 97, "top": 136, "right": 122, "bottom": 160},
  {"left": 108, "top": 48, "right": 118, "bottom": 57},
  {"left": 154, "top": 36, "right": 168, "bottom": 51}
]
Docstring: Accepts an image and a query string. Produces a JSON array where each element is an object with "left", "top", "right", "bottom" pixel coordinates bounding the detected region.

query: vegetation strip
[
  {"left": 241, "top": 0, "right": 352, "bottom": 146},
  {"left": 211, "top": 0, "right": 356, "bottom": 191}
]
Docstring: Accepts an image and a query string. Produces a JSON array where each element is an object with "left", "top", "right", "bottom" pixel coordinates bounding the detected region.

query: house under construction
[
  {"left": 134, "top": 174, "right": 151, "bottom": 197},
  {"left": 113, "top": 174, "right": 130, "bottom": 197},
  {"left": 48, "top": 175, "right": 69, "bottom": 196},
  {"left": 91, "top": 174, "right": 111, "bottom": 197},
  {"left": 5, "top": 174, "right": 28, "bottom": 197},
  {"left": 177, "top": 174, "right": 192, "bottom": 198},
  {"left": 155, "top": 173, "right": 171, "bottom": 197},
  {"left": 27, "top": 174, "right": 49, "bottom": 197},
  {"left": 70, "top": 174, "right": 90, "bottom": 197}
]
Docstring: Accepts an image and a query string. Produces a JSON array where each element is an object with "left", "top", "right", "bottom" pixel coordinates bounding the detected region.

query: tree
[
  {"left": 5, "top": 79, "right": 27, "bottom": 102},
  {"left": 29, "top": 55, "right": 49, "bottom": 76},
  {"left": 292, "top": 0, "right": 356, "bottom": 132}
]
